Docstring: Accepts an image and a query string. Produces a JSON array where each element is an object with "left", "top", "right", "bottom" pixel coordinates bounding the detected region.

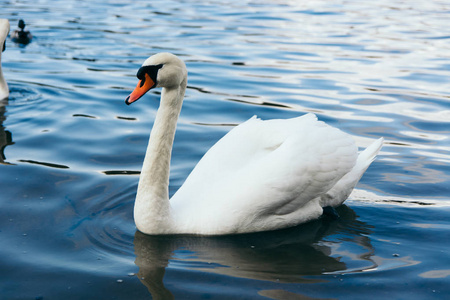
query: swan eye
[
  {"left": 2, "top": 41, "right": 5, "bottom": 52},
  {"left": 136, "top": 64, "right": 163, "bottom": 87}
]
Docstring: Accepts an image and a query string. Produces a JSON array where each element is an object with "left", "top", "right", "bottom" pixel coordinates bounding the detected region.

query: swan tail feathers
[
  {"left": 357, "top": 137, "right": 384, "bottom": 167},
  {"left": 320, "top": 137, "right": 383, "bottom": 208}
]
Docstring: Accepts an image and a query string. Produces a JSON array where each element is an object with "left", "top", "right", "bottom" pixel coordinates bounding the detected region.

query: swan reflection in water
[
  {"left": 0, "top": 100, "right": 14, "bottom": 165},
  {"left": 133, "top": 205, "right": 375, "bottom": 299}
]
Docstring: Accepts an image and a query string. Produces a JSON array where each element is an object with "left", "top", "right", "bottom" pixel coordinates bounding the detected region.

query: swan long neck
[
  {"left": 0, "top": 52, "right": 8, "bottom": 100},
  {"left": 134, "top": 79, "right": 187, "bottom": 233},
  {"left": 0, "top": 19, "right": 10, "bottom": 100}
]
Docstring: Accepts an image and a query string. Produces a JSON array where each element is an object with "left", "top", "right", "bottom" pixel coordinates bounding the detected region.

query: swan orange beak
[{"left": 125, "top": 73, "right": 156, "bottom": 105}]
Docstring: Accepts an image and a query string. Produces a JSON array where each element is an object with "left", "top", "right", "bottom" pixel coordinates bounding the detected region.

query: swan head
[{"left": 125, "top": 52, "right": 187, "bottom": 105}]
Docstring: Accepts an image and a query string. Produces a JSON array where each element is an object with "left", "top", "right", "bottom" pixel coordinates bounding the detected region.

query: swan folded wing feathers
[
  {"left": 170, "top": 114, "right": 358, "bottom": 233},
  {"left": 173, "top": 113, "right": 356, "bottom": 209}
]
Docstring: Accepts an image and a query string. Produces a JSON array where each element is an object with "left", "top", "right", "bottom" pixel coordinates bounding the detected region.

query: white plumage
[
  {"left": 125, "top": 53, "right": 383, "bottom": 235},
  {"left": 0, "top": 19, "right": 10, "bottom": 100}
]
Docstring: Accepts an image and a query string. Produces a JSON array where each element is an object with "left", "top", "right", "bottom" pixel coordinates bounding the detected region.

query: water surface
[{"left": 1, "top": 0, "right": 449, "bottom": 299}]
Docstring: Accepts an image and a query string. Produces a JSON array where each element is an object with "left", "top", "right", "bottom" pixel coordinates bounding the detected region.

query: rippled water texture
[{"left": 1, "top": 0, "right": 449, "bottom": 299}]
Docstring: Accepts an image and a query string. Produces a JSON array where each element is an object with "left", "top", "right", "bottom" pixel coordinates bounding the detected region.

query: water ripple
[{"left": 1, "top": 0, "right": 450, "bottom": 298}]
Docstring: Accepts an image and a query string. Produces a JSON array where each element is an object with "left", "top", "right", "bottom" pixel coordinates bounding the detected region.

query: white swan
[
  {"left": 0, "top": 19, "right": 10, "bottom": 100},
  {"left": 125, "top": 52, "right": 383, "bottom": 235}
]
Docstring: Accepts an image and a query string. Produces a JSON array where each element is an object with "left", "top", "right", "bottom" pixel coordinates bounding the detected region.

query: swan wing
[{"left": 170, "top": 113, "right": 358, "bottom": 234}]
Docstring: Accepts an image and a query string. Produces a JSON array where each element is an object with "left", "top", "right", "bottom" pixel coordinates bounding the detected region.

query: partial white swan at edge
[
  {"left": 125, "top": 52, "right": 383, "bottom": 235},
  {"left": 0, "top": 19, "right": 10, "bottom": 100}
]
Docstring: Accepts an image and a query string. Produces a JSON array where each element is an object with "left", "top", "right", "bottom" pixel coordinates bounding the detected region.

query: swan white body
[
  {"left": 126, "top": 53, "right": 383, "bottom": 235},
  {"left": 0, "top": 19, "right": 10, "bottom": 100}
]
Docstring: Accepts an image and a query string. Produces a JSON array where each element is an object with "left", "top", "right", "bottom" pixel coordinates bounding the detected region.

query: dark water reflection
[
  {"left": 0, "top": 99, "right": 14, "bottom": 164},
  {"left": 134, "top": 206, "right": 375, "bottom": 298}
]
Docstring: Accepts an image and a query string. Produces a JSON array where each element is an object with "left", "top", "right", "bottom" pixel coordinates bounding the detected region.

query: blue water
[{"left": 1, "top": 0, "right": 450, "bottom": 299}]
